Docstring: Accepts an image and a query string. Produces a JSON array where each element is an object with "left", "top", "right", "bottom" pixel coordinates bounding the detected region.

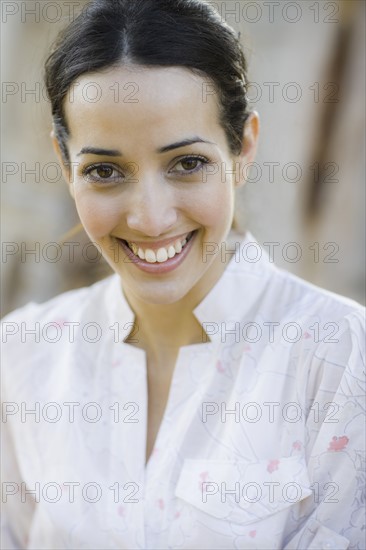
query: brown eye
[
  {"left": 180, "top": 158, "right": 199, "bottom": 171},
  {"left": 82, "top": 163, "right": 122, "bottom": 185},
  {"left": 171, "top": 155, "right": 209, "bottom": 175},
  {"left": 96, "top": 165, "right": 114, "bottom": 178}
]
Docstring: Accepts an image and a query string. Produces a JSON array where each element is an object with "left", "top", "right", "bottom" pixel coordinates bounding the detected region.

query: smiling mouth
[{"left": 121, "top": 231, "right": 195, "bottom": 264}]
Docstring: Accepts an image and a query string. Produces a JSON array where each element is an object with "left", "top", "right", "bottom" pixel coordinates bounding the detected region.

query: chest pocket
[{"left": 175, "top": 456, "right": 313, "bottom": 526}]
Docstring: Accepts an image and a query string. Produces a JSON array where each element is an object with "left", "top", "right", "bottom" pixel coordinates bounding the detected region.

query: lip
[{"left": 116, "top": 230, "right": 198, "bottom": 274}]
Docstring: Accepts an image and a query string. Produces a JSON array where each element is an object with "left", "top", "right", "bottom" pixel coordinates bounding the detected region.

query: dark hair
[{"left": 44, "top": 0, "right": 250, "bottom": 165}]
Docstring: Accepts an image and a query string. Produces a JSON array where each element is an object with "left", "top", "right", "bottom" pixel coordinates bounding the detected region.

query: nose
[{"left": 125, "top": 176, "right": 178, "bottom": 237}]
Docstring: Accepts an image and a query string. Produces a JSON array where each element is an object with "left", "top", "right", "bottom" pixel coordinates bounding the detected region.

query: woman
[{"left": 2, "top": 0, "right": 365, "bottom": 548}]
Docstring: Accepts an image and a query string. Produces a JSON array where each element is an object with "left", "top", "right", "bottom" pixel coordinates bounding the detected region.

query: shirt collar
[
  {"left": 107, "top": 231, "right": 275, "bottom": 344},
  {"left": 106, "top": 272, "right": 136, "bottom": 334},
  {"left": 193, "top": 231, "right": 275, "bottom": 344}
]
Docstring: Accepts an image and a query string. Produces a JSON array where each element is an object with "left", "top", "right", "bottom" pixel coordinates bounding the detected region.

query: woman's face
[{"left": 57, "top": 66, "right": 258, "bottom": 306}]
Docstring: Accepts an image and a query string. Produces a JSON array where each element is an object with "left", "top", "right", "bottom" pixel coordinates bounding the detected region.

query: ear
[
  {"left": 234, "top": 110, "right": 260, "bottom": 188},
  {"left": 50, "top": 128, "right": 75, "bottom": 199}
]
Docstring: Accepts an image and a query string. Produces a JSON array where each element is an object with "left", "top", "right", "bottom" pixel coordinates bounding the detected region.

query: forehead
[{"left": 64, "top": 65, "right": 228, "bottom": 152}]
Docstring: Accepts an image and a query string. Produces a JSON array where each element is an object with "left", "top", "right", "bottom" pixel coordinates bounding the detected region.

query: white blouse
[{"left": 1, "top": 232, "right": 365, "bottom": 550}]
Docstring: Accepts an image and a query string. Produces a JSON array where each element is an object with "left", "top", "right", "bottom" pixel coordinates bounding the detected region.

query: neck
[{"left": 124, "top": 287, "right": 207, "bottom": 366}]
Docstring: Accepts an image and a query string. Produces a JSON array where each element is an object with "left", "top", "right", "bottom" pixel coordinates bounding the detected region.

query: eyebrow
[
  {"left": 76, "top": 137, "right": 215, "bottom": 157},
  {"left": 77, "top": 147, "right": 121, "bottom": 157},
  {"left": 157, "top": 137, "right": 215, "bottom": 153}
]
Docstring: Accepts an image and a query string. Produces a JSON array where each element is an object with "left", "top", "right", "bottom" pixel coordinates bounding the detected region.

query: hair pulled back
[{"left": 45, "top": 0, "right": 250, "bottom": 164}]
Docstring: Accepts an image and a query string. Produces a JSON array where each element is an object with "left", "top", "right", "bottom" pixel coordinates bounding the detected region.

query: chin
[
  {"left": 141, "top": 288, "right": 189, "bottom": 306},
  {"left": 126, "top": 278, "right": 195, "bottom": 306},
  {"left": 141, "top": 295, "right": 183, "bottom": 306}
]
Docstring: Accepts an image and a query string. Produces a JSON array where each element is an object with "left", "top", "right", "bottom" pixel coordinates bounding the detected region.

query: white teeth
[
  {"left": 174, "top": 240, "right": 182, "bottom": 254},
  {"left": 145, "top": 249, "right": 156, "bottom": 263},
  {"left": 127, "top": 232, "right": 192, "bottom": 263},
  {"left": 156, "top": 248, "right": 168, "bottom": 263},
  {"left": 167, "top": 245, "right": 176, "bottom": 259}
]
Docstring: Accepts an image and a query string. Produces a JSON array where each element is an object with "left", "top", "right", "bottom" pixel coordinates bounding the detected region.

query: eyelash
[{"left": 81, "top": 155, "right": 211, "bottom": 184}]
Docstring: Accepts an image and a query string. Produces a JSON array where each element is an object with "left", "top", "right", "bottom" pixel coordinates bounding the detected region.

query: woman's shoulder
[
  {"left": 1, "top": 275, "right": 121, "bottom": 394},
  {"left": 0, "top": 275, "right": 122, "bottom": 360},
  {"left": 265, "top": 266, "right": 365, "bottom": 369},
  {"left": 1, "top": 274, "right": 117, "bottom": 326},
  {"left": 229, "top": 231, "right": 365, "bottom": 325},
  {"left": 272, "top": 264, "right": 364, "bottom": 320},
  {"left": 265, "top": 267, "right": 365, "bottom": 400}
]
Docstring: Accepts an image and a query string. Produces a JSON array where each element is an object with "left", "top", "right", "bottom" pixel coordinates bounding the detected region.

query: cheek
[
  {"left": 74, "top": 192, "right": 121, "bottom": 240},
  {"left": 183, "top": 184, "right": 234, "bottom": 227}
]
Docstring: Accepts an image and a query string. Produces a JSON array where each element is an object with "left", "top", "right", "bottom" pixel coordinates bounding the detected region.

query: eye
[
  {"left": 170, "top": 155, "right": 210, "bottom": 175},
  {"left": 81, "top": 163, "right": 123, "bottom": 184}
]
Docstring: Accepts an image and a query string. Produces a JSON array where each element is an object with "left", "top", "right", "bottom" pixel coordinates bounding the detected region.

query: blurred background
[{"left": 1, "top": 0, "right": 365, "bottom": 315}]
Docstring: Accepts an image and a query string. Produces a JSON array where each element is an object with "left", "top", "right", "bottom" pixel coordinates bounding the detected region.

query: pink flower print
[
  {"left": 112, "top": 360, "right": 121, "bottom": 368},
  {"left": 53, "top": 318, "right": 67, "bottom": 327},
  {"left": 328, "top": 435, "right": 349, "bottom": 452},
  {"left": 216, "top": 361, "right": 225, "bottom": 373},
  {"left": 174, "top": 511, "right": 181, "bottom": 519},
  {"left": 118, "top": 505, "right": 125, "bottom": 517},
  {"left": 60, "top": 483, "right": 72, "bottom": 494},
  {"left": 267, "top": 459, "right": 280, "bottom": 473},
  {"left": 157, "top": 498, "right": 164, "bottom": 510},
  {"left": 292, "top": 440, "right": 302, "bottom": 451},
  {"left": 249, "top": 530, "right": 256, "bottom": 538},
  {"left": 303, "top": 331, "right": 311, "bottom": 339},
  {"left": 198, "top": 471, "right": 210, "bottom": 491},
  {"left": 243, "top": 344, "right": 251, "bottom": 352}
]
